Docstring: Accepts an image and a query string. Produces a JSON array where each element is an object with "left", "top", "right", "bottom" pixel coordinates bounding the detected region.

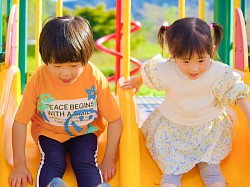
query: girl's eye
[
  {"left": 71, "top": 65, "right": 78, "bottom": 67},
  {"left": 198, "top": 60, "right": 204, "bottom": 63},
  {"left": 183, "top": 60, "right": 189, "bottom": 63},
  {"left": 54, "top": 66, "right": 61, "bottom": 68}
]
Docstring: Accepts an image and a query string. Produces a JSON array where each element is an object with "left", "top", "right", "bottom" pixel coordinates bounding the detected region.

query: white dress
[{"left": 141, "top": 56, "right": 249, "bottom": 175}]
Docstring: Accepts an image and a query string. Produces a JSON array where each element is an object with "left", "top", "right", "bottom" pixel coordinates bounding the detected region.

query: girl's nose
[{"left": 191, "top": 65, "right": 199, "bottom": 71}]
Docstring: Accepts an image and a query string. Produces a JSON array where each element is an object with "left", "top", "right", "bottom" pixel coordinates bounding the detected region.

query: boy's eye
[
  {"left": 183, "top": 60, "right": 189, "bottom": 63},
  {"left": 71, "top": 65, "right": 78, "bottom": 67},
  {"left": 198, "top": 60, "right": 204, "bottom": 63}
]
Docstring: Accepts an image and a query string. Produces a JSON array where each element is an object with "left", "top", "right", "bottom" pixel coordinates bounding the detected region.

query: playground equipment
[
  {"left": 0, "top": 0, "right": 249, "bottom": 187},
  {"left": 0, "top": 2, "right": 21, "bottom": 185},
  {"left": 95, "top": 20, "right": 142, "bottom": 83}
]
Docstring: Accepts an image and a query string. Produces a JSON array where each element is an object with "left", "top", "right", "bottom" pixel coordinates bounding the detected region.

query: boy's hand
[
  {"left": 99, "top": 158, "right": 116, "bottom": 182},
  {"left": 9, "top": 166, "right": 33, "bottom": 187},
  {"left": 100, "top": 118, "right": 122, "bottom": 182}
]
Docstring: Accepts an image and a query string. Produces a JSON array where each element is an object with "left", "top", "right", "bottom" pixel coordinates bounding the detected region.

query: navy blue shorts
[{"left": 37, "top": 133, "right": 102, "bottom": 187}]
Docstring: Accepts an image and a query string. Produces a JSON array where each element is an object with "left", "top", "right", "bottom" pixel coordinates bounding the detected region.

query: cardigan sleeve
[
  {"left": 213, "top": 66, "right": 249, "bottom": 107},
  {"left": 141, "top": 55, "right": 168, "bottom": 91}
]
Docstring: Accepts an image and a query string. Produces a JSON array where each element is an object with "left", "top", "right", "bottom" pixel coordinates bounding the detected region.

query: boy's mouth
[{"left": 61, "top": 79, "right": 71, "bottom": 83}]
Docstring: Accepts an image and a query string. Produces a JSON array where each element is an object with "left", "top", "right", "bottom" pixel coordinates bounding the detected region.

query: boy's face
[{"left": 47, "top": 61, "right": 84, "bottom": 85}]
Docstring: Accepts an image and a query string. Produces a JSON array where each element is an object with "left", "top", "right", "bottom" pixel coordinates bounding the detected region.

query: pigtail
[
  {"left": 211, "top": 23, "right": 223, "bottom": 49},
  {"left": 210, "top": 22, "right": 223, "bottom": 60},
  {"left": 158, "top": 22, "right": 169, "bottom": 57}
]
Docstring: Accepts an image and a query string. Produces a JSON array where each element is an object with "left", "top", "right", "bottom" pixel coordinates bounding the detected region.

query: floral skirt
[{"left": 141, "top": 108, "right": 233, "bottom": 175}]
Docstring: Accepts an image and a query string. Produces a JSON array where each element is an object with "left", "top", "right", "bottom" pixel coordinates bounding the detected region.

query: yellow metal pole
[
  {"left": 118, "top": 0, "right": 141, "bottom": 187},
  {"left": 35, "top": 0, "right": 42, "bottom": 68},
  {"left": 56, "top": 0, "right": 63, "bottom": 17},
  {"left": 122, "top": 0, "right": 130, "bottom": 80},
  {"left": 179, "top": 0, "right": 185, "bottom": 18},
  {"left": 234, "top": 0, "right": 241, "bottom": 12},
  {"left": 199, "top": 0, "right": 205, "bottom": 20},
  {"left": 233, "top": 0, "right": 241, "bottom": 68}
]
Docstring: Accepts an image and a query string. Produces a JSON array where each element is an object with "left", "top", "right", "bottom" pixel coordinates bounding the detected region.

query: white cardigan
[{"left": 142, "top": 57, "right": 241, "bottom": 126}]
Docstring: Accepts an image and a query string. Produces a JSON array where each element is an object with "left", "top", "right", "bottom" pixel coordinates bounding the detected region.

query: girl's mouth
[{"left": 189, "top": 73, "right": 199, "bottom": 79}]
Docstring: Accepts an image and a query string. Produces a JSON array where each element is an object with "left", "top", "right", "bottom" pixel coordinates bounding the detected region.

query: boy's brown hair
[{"left": 39, "top": 15, "right": 94, "bottom": 65}]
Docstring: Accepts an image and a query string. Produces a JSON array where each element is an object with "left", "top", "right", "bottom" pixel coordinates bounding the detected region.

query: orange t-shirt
[{"left": 15, "top": 62, "right": 121, "bottom": 143}]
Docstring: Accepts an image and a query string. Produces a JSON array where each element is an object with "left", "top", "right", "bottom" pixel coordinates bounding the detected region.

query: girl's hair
[
  {"left": 39, "top": 15, "right": 94, "bottom": 65},
  {"left": 158, "top": 17, "right": 223, "bottom": 59}
]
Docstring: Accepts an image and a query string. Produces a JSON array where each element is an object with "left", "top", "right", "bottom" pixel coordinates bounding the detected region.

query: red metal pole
[{"left": 115, "top": 0, "right": 122, "bottom": 91}]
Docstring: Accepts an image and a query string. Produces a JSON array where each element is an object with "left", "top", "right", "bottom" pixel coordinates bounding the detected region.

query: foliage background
[
  {"left": 3, "top": 0, "right": 250, "bottom": 95},
  {"left": 27, "top": 0, "right": 250, "bottom": 95}
]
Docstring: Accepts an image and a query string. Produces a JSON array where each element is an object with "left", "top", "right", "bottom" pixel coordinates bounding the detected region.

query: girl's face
[
  {"left": 175, "top": 52, "right": 211, "bottom": 80},
  {"left": 47, "top": 61, "right": 84, "bottom": 85}
]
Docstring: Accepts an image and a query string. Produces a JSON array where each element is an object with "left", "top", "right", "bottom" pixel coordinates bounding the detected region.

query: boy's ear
[{"left": 168, "top": 48, "right": 173, "bottom": 56}]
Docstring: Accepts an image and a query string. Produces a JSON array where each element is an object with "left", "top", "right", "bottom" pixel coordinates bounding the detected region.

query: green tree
[
  {"left": 74, "top": 3, "right": 116, "bottom": 41},
  {"left": 67, "top": 3, "right": 145, "bottom": 51}
]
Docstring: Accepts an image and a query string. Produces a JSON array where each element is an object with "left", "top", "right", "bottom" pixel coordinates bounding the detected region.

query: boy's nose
[{"left": 61, "top": 68, "right": 71, "bottom": 76}]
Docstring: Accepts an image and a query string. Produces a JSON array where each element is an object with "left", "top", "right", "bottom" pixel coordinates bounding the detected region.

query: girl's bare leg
[
  {"left": 161, "top": 183, "right": 178, "bottom": 187},
  {"left": 209, "top": 182, "right": 227, "bottom": 187}
]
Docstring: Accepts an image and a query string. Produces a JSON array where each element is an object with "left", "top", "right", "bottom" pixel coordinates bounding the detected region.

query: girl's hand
[
  {"left": 120, "top": 75, "right": 143, "bottom": 93},
  {"left": 99, "top": 158, "right": 116, "bottom": 182},
  {"left": 9, "top": 166, "right": 33, "bottom": 187}
]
